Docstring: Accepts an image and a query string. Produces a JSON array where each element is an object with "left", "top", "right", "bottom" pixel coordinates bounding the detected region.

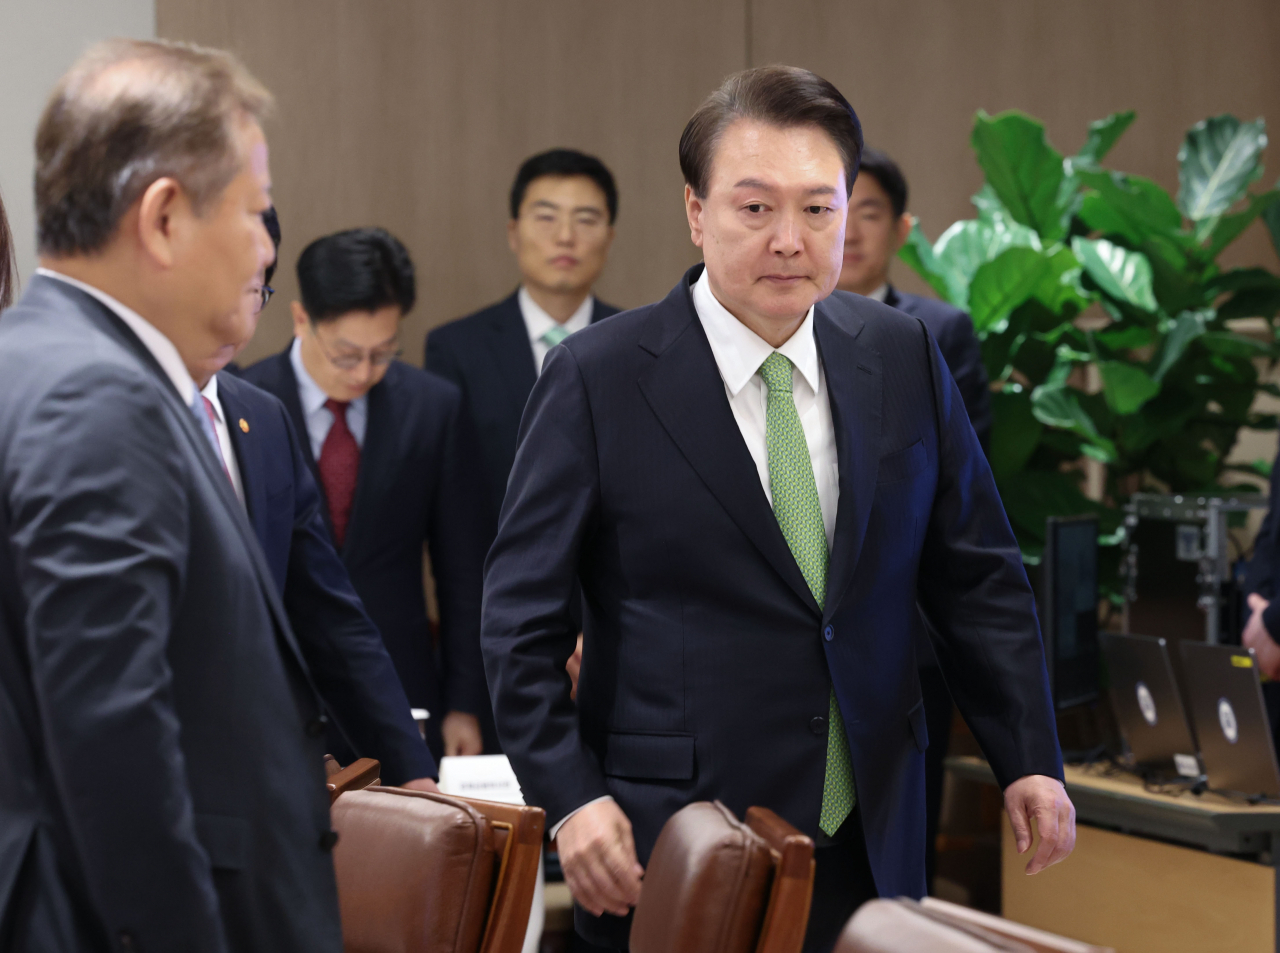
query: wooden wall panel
[
  {"left": 156, "top": 0, "right": 747, "bottom": 364},
  {"left": 751, "top": 0, "right": 1280, "bottom": 297}
]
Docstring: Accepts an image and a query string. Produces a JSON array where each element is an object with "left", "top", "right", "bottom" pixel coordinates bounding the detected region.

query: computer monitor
[
  {"left": 1178, "top": 642, "right": 1280, "bottom": 799},
  {"left": 1039, "top": 515, "right": 1101, "bottom": 710},
  {"left": 1099, "top": 633, "right": 1200, "bottom": 780}
]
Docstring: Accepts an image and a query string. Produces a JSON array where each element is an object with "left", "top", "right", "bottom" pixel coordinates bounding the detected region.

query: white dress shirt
[
  {"left": 692, "top": 269, "right": 839, "bottom": 548},
  {"left": 36, "top": 268, "right": 197, "bottom": 406},
  {"left": 200, "top": 375, "right": 246, "bottom": 506},
  {"left": 519, "top": 286, "right": 594, "bottom": 374},
  {"left": 866, "top": 283, "right": 889, "bottom": 303},
  {"left": 549, "top": 270, "right": 842, "bottom": 840},
  {"left": 290, "top": 337, "right": 368, "bottom": 459}
]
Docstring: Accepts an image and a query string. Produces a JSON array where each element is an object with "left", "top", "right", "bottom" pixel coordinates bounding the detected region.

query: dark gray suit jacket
[{"left": 0, "top": 277, "right": 341, "bottom": 953}]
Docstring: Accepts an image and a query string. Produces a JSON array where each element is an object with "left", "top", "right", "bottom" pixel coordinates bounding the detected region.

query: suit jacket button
[
  {"left": 306, "top": 715, "right": 329, "bottom": 737},
  {"left": 319, "top": 829, "right": 340, "bottom": 852},
  {"left": 823, "top": 625, "right": 834, "bottom": 642},
  {"left": 809, "top": 716, "right": 828, "bottom": 736}
]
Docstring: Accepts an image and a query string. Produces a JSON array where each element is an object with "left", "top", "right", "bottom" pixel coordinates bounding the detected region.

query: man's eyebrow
[
  {"left": 731, "top": 179, "right": 838, "bottom": 197},
  {"left": 853, "top": 195, "right": 889, "bottom": 209},
  {"left": 530, "top": 199, "right": 562, "bottom": 211},
  {"left": 572, "top": 205, "right": 605, "bottom": 215},
  {"left": 334, "top": 332, "right": 399, "bottom": 351}
]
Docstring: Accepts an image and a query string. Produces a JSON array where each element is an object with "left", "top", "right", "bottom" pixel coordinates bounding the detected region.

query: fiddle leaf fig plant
[{"left": 902, "top": 109, "right": 1280, "bottom": 578}]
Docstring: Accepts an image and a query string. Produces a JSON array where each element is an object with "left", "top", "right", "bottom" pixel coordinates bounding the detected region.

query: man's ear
[
  {"left": 290, "top": 300, "right": 310, "bottom": 339},
  {"left": 891, "top": 212, "right": 914, "bottom": 255},
  {"left": 684, "top": 185, "right": 705, "bottom": 249},
  {"left": 135, "top": 177, "right": 186, "bottom": 269}
]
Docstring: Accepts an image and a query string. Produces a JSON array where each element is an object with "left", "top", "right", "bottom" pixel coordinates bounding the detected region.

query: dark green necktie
[{"left": 758, "top": 352, "right": 855, "bottom": 836}]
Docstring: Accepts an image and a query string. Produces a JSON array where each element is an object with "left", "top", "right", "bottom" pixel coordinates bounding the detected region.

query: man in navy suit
[
  {"left": 834, "top": 146, "right": 993, "bottom": 892},
  {"left": 0, "top": 40, "right": 342, "bottom": 951},
  {"left": 244, "top": 228, "right": 491, "bottom": 761},
  {"left": 187, "top": 210, "right": 438, "bottom": 788},
  {"left": 426, "top": 149, "right": 622, "bottom": 521},
  {"left": 482, "top": 66, "right": 1074, "bottom": 952}
]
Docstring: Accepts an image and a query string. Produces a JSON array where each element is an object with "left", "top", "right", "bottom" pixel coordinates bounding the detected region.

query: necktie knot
[
  {"left": 325, "top": 398, "right": 348, "bottom": 417},
  {"left": 759, "top": 352, "right": 793, "bottom": 393},
  {"left": 540, "top": 325, "right": 572, "bottom": 348}
]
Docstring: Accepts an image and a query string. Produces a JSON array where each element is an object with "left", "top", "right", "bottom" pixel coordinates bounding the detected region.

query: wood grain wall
[{"left": 156, "top": 0, "right": 1280, "bottom": 367}]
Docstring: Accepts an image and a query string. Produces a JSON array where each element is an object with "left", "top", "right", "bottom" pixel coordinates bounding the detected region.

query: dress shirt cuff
[{"left": 548, "top": 795, "right": 616, "bottom": 842}]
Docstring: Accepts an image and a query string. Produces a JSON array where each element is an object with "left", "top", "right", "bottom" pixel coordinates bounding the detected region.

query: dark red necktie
[{"left": 318, "top": 399, "right": 360, "bottom": 548}]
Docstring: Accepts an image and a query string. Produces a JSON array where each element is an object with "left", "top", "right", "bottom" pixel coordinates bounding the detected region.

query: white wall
[{"left": 0, "top": 0, "right": 155, "bottom": 294}]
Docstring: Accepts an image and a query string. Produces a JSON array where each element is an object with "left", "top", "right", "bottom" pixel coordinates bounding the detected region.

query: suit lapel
[
  {"left": 271, "top": 351, "right": 335, "bottom": 541},
  {"left": 217, "top": 376, "right": 269, "bottom": 545},
  {"left": 637, "top": 272, "right": 821, "bottom": 616},
  {"left": 342, "top": 366, "right": 397, "bottom": 560},
  {"left": 487, "top": 292, "right": 539, "bottom": 413},
  {"left": 815, "top": 301, "right": 882, "bottom": 621}
]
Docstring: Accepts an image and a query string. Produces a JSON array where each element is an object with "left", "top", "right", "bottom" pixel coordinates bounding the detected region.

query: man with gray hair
[{"left": 0, "top": 40, "right": 343, "bottom": 952}]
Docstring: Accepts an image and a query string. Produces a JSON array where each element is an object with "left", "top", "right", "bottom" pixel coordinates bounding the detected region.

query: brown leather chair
[
  {"left": 630, "top": 800, "right": 815, "bottom": 953},
  {"left": 327, "top": 763, "right": 545, "bottom": 953},
  {"left": 834, "top": 898, "right": 1112, "bottom": 953},
  {"left": 326, "top": 756, "right": 381, "bottom": 803}
]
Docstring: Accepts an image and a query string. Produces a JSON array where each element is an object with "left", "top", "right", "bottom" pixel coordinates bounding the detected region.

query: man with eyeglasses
[
  {"left": 190, "top": 212, "right": 440, "bottom": 791},
  {"left": 245, "top": 227, "right": 492, "bottom": 761}
]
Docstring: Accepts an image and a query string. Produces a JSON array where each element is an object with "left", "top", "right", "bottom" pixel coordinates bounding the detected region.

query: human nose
[
  {"left": 554, "top": 216, "right": 575, "bottom": 245},
  {"left": 770, "top": 209, "right": 803, "bottom": 256}
]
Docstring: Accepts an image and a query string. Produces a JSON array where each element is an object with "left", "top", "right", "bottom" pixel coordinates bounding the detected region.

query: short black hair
[
  {"left": 680, "top": 65, "right": 863, "bottom": 199},
  {"left": 262, "top": 206, "right": 281, "bottom": 287},
  {"left": 855, "top": 147, "right": 908, "bottom": 219},
  {"left": 509, "top": 149, "right": 618, "bottom": 224},
  {"left": 296, "top": 227, "right": 415, "bottom": 323}
]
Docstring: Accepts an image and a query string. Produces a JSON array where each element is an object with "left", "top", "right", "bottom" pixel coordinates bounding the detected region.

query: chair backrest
[
  {"left": 331, "top": 787, "right": 496, "bottom": 953},
  {"left": 629, "top": 801, "right": 778, "bottom": 953},
  {"left": 452, "top": 795, "right": 545, "bottom": 953},
  {"left": 836, "top": 899, "right": 1114, "bottom": 953},
  {"left": 744, "top": 806, "right": 815, "bottom": 953},
  {"left": 327, "top": 757, "right": 381, "bottom": 803}
]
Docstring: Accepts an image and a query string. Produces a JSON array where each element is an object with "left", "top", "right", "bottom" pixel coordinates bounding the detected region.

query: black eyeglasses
[
  {"left": 311, "top": 323, "right": 403, "bottom": 371},
  {"left": 253, "top": 284, "right": 275, "bottom": 314}
]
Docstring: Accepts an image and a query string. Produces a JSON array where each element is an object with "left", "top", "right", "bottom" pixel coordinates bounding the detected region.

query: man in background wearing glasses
[{"left": 245, "top": 227, "right": 492, "bottom": 761}]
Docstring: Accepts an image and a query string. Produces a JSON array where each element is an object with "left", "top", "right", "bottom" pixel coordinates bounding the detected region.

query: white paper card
[{"left": 1174, "top": 753, "right": 1201, "bottom": 778}]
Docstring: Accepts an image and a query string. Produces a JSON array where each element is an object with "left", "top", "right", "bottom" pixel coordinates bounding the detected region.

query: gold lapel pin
[{"left": 239, "top": 418, "right": 250, "bottom": 433}]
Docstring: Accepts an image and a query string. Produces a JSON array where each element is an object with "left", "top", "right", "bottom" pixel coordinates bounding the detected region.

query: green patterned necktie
[
  {"left": 758, "top": 352, "right": 855, "bottom": 837},
  {"left": 541, "top": 324, "right": 572, "bottom": 348}
]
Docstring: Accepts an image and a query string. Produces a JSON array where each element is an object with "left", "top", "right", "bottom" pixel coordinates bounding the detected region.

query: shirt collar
[
  {"left": 290, "top": 336, "right": 335, "bottom": 415},
  {"left": 518, "top": 286, "right": 595, "bottom": 342},
  {"left": 200, "top": 375, "right": 225, "bottom": 423},
  {"left": 866, "top": 283, "right": 889, "bottom": 303},
  {"left": 690, "top": 268, "right": 819, "bottom": 397},
  {"left": 36, "top": 267, "right": 197, "bottom": 405}
]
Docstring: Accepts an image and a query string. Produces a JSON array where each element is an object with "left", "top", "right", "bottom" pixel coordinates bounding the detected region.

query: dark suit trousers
[
  {"left": 802, "top": 810, "right": 879, "bottom": 953},
  {"left": 919, "top": 663, "right": 954, "bottom": 891}
]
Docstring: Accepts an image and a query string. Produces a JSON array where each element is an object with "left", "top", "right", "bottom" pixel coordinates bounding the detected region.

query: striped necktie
[{"left": 758, "top": 352, "right": 855, "bottom": 837}]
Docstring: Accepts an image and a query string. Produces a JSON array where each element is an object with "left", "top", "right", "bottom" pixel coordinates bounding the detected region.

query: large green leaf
[
  {"left": 1205, "top": 190, "right": 1280, "bottom": 259},
  {"left": 1177, "top": 115, "right": 1267, "bottom": 221},
  {"left": 1098, "top": 361, "right": 1160, "bottom": 415},
  {"left": 1030, "top": 382, "right": 1117, "bottom": 461},
  {"left": 972, "top": 110, "right": 1069, "bottom": 241},
  {"left": 1152, "top": 309, "right": 1210, "bottom": 381},
  {"left": 1071, "top": 237, "right": 1157, "bottom": 311},
  {"left": 1076, "top": 169, "right": 1184, "bottom": 246},
  {"left": 989, "top": 388, "right": 1043, "bottom": 480},
  {"left": 968, "top": 247, "right": 1055, "bottom": 334},
  {"left": 1212, "top": 268, "right": 1280, "bottom": 320},
  {"left": 1076, "top": 111, "right": 1137, "bottom": 166},
  {"left": 897, "top": 221, "right": 962, "bottom": 306},
  {"left": 934, "top": 217, "right": 1041, "bottom": 284}
]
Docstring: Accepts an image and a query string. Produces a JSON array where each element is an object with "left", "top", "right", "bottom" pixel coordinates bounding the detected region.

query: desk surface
[{"left": 947, "top": 755, "right": 1280, "bottom": 854}]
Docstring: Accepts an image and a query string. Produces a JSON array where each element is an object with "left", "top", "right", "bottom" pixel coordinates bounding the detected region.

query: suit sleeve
[
  {"left": 935, "top": 310, "right": 992, "bottom": 454},
  {"left": 481, "top": 345, "right": 609, "bottom": 825},
  {"left": 428, "top": 390, "right": 494, "bottom": 719},
  {"left": 1251, "top": 449, "right": 1280, "bottom": 634},
  {"left": 277, "top": 403, "right": 437, "bottom": 784},
  {"left": 913, "top": 325, "right": 1064, "bottom": 789},
  {"left": 6, "top": 365, "right": 228, "bottom": 952}
]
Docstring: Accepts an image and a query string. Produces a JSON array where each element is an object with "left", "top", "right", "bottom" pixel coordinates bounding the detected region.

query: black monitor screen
[{"left": 1042, "top": 515, "right": 1100, "bottom": 710}]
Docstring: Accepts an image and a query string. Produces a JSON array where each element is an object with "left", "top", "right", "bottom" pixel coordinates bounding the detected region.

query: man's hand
[
  {"left": 554, "top": 799, "right": 644, "bottom": 917},
  {"left": 567, "top": 633, "right": 584, "bottom": 700},
  {"left": 1004, "top": 774, "right": 1075, "bottom": 875},
  {"left": 401, "top": 777, "right": 441, "bottom": 793},
  {"left": 442, "top": 710, "right": 484, "bottom": 756},
  {"left": 1244, "top": 594, "right": 1280, "bottom": 679}
]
